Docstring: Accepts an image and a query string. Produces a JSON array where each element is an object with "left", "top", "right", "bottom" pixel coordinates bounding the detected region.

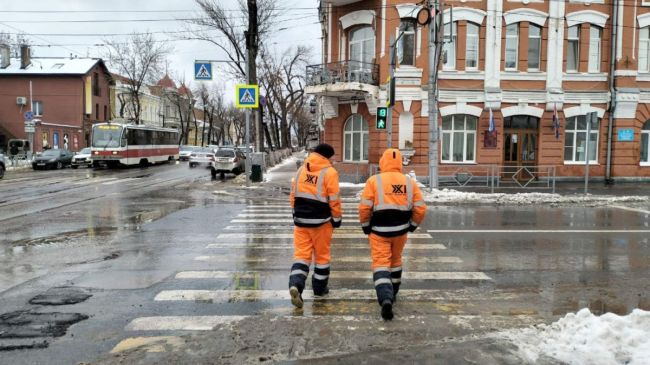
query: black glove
[
  {"left": 408, "top": 224, "right": 418, "bottom": 232},
  {"left": 331, "top": 218, "right": 342, "bottom": 228},
  {"left": 362, "top": 226, "right": 372, "bottom": 235}
]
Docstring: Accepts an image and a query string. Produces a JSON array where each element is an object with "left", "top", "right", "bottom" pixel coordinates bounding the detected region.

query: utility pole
[
  {"left": 246, "top": 0, "right": 264, "bottom": 153},
  {"left": 387, "top": 35, "right": 396, "bottom": 149},
  {"left": 427, "top": 0, "right": 442, "bottom": 190}
]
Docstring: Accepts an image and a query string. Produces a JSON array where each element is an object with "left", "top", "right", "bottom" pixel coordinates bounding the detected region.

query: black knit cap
[{"left": 313, "top": 143, "right": 335, "bottom": 159}]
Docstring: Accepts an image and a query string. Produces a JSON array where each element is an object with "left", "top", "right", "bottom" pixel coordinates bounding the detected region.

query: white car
[
  {"left": 189, "top": 149, "right": 215, "bottom": 168},
  {"left": 71, "top": 148, "right": 92, "bottom": 169},
  {"left": 179, "top": 146, "right": 196, "bottom": 161}
]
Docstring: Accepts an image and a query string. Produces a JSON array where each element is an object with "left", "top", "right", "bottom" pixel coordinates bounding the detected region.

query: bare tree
[
  {"left": 103, "top": 32, "right": 171, "bottom": 124},
  {"left": 259, "top": 45, "right": 311, "bottom": 148}
]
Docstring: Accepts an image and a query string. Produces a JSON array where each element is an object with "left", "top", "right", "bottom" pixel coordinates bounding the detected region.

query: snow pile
[
  {"left": 496, "top": 308, "right": 650, "bottom": 365},
  {"left": 424, "top": 189, "right": 649, "bottom": 206}
]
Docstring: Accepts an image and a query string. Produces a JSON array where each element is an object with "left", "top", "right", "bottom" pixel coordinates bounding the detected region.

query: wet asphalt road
[{"left": 1, "top": 162, "right": 650, "bottom": 364}]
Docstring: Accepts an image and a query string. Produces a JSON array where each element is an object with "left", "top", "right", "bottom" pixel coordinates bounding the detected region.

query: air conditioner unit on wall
[{"left": 16, "top": 97, "right": 27, "bottom": 105}]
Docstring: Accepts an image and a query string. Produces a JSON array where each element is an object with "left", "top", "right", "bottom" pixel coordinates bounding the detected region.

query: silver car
[
  {"left": 189, "top": 149, "right": 215, "bottom": 168},
  {"left": 71, "top": 147, "right": 92, "bottom": 169},
  {"left": 211, "top": 148, "right": 245, "bottom": 178}
]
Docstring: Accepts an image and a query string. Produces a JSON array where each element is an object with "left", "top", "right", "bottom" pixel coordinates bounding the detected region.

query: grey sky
[{"left": 0, "top": 0, "right": 321, "bottom": 99}]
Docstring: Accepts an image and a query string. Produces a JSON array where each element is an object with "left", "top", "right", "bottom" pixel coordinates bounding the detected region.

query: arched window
[
  {"left": 343, "top": 114, "right": 369, "bottom": 162},
  {"left": 588, "top": 25, "right": 602, "bottom": 72},
  {"left": 442, "top": 21, "right": 457, "bottom": 70},
  {"left": 641, "top": 121, "right": 650, "bottom": 165},
  {"left": 505, "top": 23, "right": 519, "bottom": 70},
  {"left": 564, "top": 115, "right": 600, "bottom": 163},
  {"left": 441, "top": 114, "right": 476, "bottom": 163}
]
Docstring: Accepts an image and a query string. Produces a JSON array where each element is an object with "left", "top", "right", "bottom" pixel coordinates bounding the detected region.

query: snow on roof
[{"left": 0, "top": 57, "right": 102, "bottom": 75}]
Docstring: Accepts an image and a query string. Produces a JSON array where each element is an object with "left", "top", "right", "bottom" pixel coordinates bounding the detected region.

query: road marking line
[
  {"left": 102, "top": 178, "right": 136, "bottom": 185},
  {"left": 611, "top": 205, "right": 650, "bottom": 215},
  {"left": 154, "top": 287, "right": 492, "bottom": 303},
  {"left": 175, "top": 270, "right": 481, "bottom": 280},
  {"left": 217, "top": 233, "right": 432, "bottom": 239},
  {"left": 232, "top": 219, "right": 294, "bottom": 223},
  {"left": 205, "top": 243, "right": 447, "bottom": 250},
  {"left": 225, "top": 225, "right": 359, "bottom": 230},
  {"left": 125, "top": 316, "right": 247, "bottom": 331},
  {"left": 194, "top": 255, "right": 459, "bottom": 264},
  {"left": 246, "top": 204, "right": 359, "bottom": 208},
  {"left": 427, "top": 229, "right": 650, "bottom": 233}
]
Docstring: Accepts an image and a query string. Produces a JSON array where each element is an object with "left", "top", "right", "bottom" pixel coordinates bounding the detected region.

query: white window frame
[
  {"left": 567, "top": 25, "right": 580, "bottom": 72},
  {"left": 588, "top": 25, "right": 602, "bottom": 73},
  {"left": 343, "top": 114, "right": 369, "bottom": 162},
  {"left": 640, "top": 27, "right": 650, "bottom": 73},
  {"left": 441, "top": 114, "right": 477, "bottom": 163},
  {"left": 466, "top": 22, "right": 480, "bottom": 70},
  {"left": 398, "top": 19, "right": 416, "bottom": 66},
  {"left": 505, "top": 23, "right": 519, "bottom": 71},
  {"left": 349, "top": 26, "right": 375, "bottom": 66},
  {"left": 527, "top": 24, "right": 542, "bottom": 71},
  {"left": 442, "top": 22, "right": 457, "bottom": 70},
  {"left": 642, "top": 121, "right": 650, "bottom": 166},
  {"left": 564, "top": 115, "right": 600, "bottom": 164},
  {"left": 32, "top": 100, "right": 43, "bottom": 116}
]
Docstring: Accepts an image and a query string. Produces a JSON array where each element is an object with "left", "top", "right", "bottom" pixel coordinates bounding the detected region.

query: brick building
[
  {"left": 307, "top": 0, "right": 650, "bottom": 182},
  {"left": 0, "top": 46, "right": 112, "bottom": 153}
]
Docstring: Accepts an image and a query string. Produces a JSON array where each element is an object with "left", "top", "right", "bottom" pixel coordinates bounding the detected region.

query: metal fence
[
  {"left": 437, "top": 164, "right": 557, "bottom": 193},
  {"left": 333, "top": 163, "right": 377, "bottom": 184}
]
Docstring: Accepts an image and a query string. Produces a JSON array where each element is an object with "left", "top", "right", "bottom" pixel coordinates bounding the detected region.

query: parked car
[
  {"left": 71, "top": 147, "right": 92, "bottom": 169},
  {"left": 0, "top": 153, "right": 6, "bottom": 179},
  {"left": 179, "top": 145, "right": 196, "bottom": 161},
  {"left": 32, "top": 149, "right": 73, "bottom": 170},
  {"left": 211, "top": 148, "right": 245, "bottom": 178},
  {"left": 189, "top": 149, "right": 215, "bottom": 168}
]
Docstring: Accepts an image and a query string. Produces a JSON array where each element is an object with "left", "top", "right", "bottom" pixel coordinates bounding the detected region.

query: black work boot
[
  {"left": 289, "top": 286, "right": 303, "bottom": 308},
  {"left": 381, "top": 300, "right": 394, "bottom": 320}
]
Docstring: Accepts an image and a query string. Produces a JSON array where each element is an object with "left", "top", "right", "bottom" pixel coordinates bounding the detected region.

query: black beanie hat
[{"left": 313, "top": 143, "right": 335, "bottom": 159}]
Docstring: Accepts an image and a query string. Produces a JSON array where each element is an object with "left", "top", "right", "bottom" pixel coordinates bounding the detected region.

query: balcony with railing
[{"left": 305, "top": 61, "right": 379, "bottom": 97}]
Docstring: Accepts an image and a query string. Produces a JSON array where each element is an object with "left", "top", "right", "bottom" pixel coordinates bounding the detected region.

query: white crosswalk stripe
[
  {"left": 175, "top": 271, "right": 487, "bottom": 280},
  {"left": 205, "top": 243, "right": 447, "bottom": 250},
  {"left": 217, "top": 233, "right": 432, "bottom": 239},
  {"left": 154, "top": 287, "right": 491, "bottom": 303},
  {"left": 194, "top": 255, "right": 461, "bottom": 264}
]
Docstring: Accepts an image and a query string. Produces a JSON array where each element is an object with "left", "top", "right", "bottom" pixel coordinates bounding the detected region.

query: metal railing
[
  {"left": 306, "top": 61, "right": 379, "bottom": 86},
  {"left": 333, "top": 162, "right": 377, "bottom": 184},
  {"left": 437, "top": 165, "right": 557, "bottom": 193}
]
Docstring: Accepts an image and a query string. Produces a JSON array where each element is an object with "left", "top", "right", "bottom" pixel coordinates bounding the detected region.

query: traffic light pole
[
  {"left": 428, "top": 0, "right": 441, "bottom": 190},
  {"left": 387, "top": 35, "right": 395, "bottom": 149}
]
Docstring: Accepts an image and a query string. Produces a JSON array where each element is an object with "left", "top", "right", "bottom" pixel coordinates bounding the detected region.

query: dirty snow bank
[
  {"left": 494, "top": 308, "right": 650, "bottom": 365},
  {"left": 424, "top": 189, "right": 649, "bottom": 206}
]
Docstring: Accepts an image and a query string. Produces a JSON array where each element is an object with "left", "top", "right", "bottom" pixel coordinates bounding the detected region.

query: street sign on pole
[
  {"left": 235, "top": 84, "right": 259, "bottom": 109},
  {"left": 24, "top": 111, "right": 33, "bottom": 121},
  {"left": 194, "top": 61, "right": 213, "bottom": 80}
]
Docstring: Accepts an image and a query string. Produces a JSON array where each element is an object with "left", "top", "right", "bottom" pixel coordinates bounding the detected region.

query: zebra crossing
[{"left": 111, "top": 202, "right": 494, "bottom": 353}]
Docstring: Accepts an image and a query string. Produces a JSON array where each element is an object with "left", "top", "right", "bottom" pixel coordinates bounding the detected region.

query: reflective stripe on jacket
[{"left": 290, "top": 152, "right": 342, "bottom": 228}]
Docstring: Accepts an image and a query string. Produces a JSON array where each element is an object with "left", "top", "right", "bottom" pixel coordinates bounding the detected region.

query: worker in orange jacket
[
  {"left": 359, "top": 148, "right": 427, "bottom": 320},
  {"left": 289, "top": 144, "right": 342, "bottom": 308}
]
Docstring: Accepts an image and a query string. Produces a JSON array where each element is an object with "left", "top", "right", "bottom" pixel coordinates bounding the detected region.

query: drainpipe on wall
[{"left": 605, "top": 0, "right": 619, "bottom": 184}]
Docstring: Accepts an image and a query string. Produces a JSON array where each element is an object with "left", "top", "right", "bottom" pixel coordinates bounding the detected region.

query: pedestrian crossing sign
[
  {"left": 235, "top": 84, "right": 259, "bottom": 108},
  {"left": 194, "top": 61, "right": 212, "bottom": 80}
]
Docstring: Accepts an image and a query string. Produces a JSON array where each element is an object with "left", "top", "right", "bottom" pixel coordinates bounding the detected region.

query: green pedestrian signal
[{"left": 376, "top": 107, "right": 388, "bottom": 130}]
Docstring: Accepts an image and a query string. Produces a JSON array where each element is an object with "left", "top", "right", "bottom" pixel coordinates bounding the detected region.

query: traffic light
[{"left": 376, "top": 107, "right": 388, "bottom": 130}]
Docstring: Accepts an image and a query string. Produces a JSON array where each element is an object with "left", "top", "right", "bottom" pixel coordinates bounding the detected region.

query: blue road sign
[
  {"left": 235, "top": 84, "right": 259, "bottom": 108},
  {"left": 24, "top": 111, "right": 33, "bottom": 121},
  {"left": 194, "top": 61, "right": 212, "bottom": 80},
  {"left": 618, "top": 128, "right": 634, "bottom": 142}
]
